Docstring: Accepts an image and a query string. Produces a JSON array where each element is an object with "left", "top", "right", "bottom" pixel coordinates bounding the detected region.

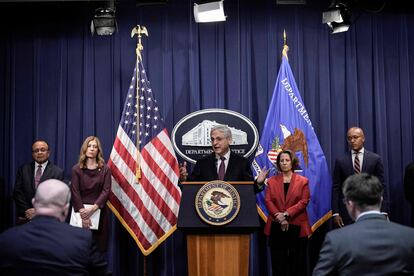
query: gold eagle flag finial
[
  {"left": 131, "top": 25, "right": 149, "bottom": 62},
  {"left": 131, "top": 25, "right": 149, "bottom": 183}
]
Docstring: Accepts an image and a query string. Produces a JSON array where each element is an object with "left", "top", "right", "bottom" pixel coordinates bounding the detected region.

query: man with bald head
[
  {"left": 332, "top": 127, "right": 387, "bottom": 227},
  {"left": 0, "top": 179, "right": 108, "bottom": 275},
  {"left": 13, "top": 139, "right": 65, "bottom": 224}
]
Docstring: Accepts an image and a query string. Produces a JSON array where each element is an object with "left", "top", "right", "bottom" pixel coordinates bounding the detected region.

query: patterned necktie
[
  {"left": 35, "top": 164, "right": 42, "bottom": 187},
  {"left": 218, "top": 156, "right": 226, "bottom": 180},
  {"left": 354, "top": 152, "right": 361, "bottom": 174}
]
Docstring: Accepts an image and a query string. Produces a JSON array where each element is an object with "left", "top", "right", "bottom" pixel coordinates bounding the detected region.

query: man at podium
[
  {"left": 179, "top": 124, "right": 267, "bottom": 190},
  {"left": 178, "top": 124, "right": 268, "bottom": 276}
]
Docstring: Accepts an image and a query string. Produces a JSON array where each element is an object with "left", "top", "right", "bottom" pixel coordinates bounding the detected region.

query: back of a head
[
  {"left": 342, "top": 173, "right": 383, "bottom": 210},
  {"left": 34, "top": 179, "right": 70, "bottom": 215}
]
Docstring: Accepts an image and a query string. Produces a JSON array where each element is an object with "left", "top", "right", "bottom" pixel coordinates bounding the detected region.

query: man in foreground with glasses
[
  {"left": 13, "top": 140, "right": 64, "bottom": 224},
  {"left": 331, "top": 127, "right": 387, "bottom": 227},
  {"left": 1, "top": 179, "right": 109, "bottom": 275},
  {"left": 313, "top": 173, "right": 414, "bottom": 275}
]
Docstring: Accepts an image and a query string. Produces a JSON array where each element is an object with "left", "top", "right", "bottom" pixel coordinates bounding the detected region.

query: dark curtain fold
[{"left": 1, "top": 0, "right": 414, "bottom": 275}]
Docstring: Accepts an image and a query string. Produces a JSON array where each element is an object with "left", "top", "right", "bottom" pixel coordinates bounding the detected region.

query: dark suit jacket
[
  {"left": 404, "top": 162, "right": 414, "bottom": 227},
  {"left": 13, "top": 161, "right": 65, "bottom": 217},
  {"left": 332, "top": 150, "right": 386, "bottom": 224},
  {"left": 189, "top": 152, "right": 252, "bottom": 181},
  {"left": 313, "top": 213, "right": 414, "bottom": 276},
  {"left": 187, "top": 152, "right": 263, "bottom": 192},
  {"left": 264, "top": 173, "right": 311, "bottom": 237},
  {"left": 0, "top": 215, "right": 108, "bottom": 276}
]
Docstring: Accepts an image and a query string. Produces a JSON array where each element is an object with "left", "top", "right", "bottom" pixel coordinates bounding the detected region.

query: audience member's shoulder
[
  {"left": 390, "top": 220, "right": 414, "bottom": 233},
  {"left": 0, "top": 224, "right": 27, "bottom": 244},
  {"left": 62, "top": 222, "right": 93, "bottom": 239}
]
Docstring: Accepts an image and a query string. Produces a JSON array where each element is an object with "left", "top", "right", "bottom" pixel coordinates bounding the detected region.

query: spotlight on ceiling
[
  {"left": 322, "top": 1, "right": 351, "bottom": 34},
  {"left": 193, "top": 1, "right": 226, "bottom": 23},
  {"left": 91, "top": 6, "right": 117, "bottom": 36}
]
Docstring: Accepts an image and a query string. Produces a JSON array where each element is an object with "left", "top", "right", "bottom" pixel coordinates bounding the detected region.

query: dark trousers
[{"left": 270, "top": 237, "right": 308, "bottom": 276}]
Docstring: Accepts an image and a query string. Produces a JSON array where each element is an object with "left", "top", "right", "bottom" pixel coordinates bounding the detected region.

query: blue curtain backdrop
[{"left": 1, "top": 0, "right": 414, "bottom": 275}]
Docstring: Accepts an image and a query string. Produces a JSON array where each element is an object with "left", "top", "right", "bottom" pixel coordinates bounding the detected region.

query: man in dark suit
[
  {"left": 313, "top": 173, "right": 414, "bottom": 275},
  {"left": 332, "top": 127, "right": 386, "bottom": 227},
  {"left": 13, "top": 139, "right": 65, "bottom": 224},
  {"left": 404, "top": 162, "right": 414, "bottom": 227},
  {"left": 179, "top": 125, "right": 267, "bottom": 190},
  {"left": 0, "top": 179, "right": 109, "bottom": 276}
]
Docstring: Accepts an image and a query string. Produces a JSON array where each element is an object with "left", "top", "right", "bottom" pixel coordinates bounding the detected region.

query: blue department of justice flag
[{"left": 252, "top": 46, "right": 332, "bottom": 231}]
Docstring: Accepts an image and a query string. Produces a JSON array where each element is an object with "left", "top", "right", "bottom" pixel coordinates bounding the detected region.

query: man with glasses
[
  {"left": 13, "top": 140, "right": 64, "bottom": 224},
  {"left": 1, "top": 179, "right": 109, "bottom": 275},
  {"left": 331, "top": 127, "right": 386, "bottom": 227},
  {"left": 313, "top": 173, "right": 414, "bottom": 275}
]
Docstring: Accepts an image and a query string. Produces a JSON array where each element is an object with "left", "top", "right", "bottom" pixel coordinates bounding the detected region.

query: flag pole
[
  {"left": 282, "top": 29, "right": 289, "bottom": 59},
  {"left": 131, "top": 25, "right": 148, "bottom": 183}
]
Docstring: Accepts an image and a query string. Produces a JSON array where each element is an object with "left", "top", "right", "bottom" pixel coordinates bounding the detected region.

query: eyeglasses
[
  {"left": 347, "top": 135, "right": 361, "bottom": 141},
  {"left": 32, "top": 148, "right": 49, "bottom": 153}
]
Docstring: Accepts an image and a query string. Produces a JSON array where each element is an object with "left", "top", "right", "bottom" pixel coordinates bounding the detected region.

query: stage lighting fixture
[
  {"left": 91, "top": 7, "right": 117, "bottom": 36},
  {"left": 322, "top": 1, "right": 351, "bottom": 34},
  {"left": 194, "top": 1, "right": 226, "bottom": 23}
]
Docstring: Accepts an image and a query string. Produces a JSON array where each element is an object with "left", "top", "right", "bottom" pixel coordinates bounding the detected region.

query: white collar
[
  {"left": 35, "top": 160, "right": 48, "bottom": 168},
  {"left": 352, "top": 147, "right": 365, "bottom": 155},
  {"left": 356, "top": 210, "right": 381, "bottom": 221},
  {"left": 216, "top": 150, "right": 231, "bottom": 161}
]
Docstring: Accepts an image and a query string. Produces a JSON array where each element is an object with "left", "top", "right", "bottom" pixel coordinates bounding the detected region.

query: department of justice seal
[{"left": 195, "top": 180, "right": 241, "bottom": 226}]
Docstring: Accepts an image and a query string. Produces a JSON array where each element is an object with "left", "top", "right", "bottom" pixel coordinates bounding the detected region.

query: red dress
[{"left": 71, "top": 164, "right": 111, "bottom": 251}]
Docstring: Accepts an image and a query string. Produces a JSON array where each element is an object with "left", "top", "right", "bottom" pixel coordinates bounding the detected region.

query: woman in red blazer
[{"left": 264, "top": 149, "right": 311, "bottom": 276}]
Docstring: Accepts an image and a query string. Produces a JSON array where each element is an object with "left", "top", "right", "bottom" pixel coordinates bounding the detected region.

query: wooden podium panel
[
  {"left": 187, "top": 234, "right": 249, "bottom": 276},
  {"left": 179, "top": 182, "right": 259, "bottom": 276}
]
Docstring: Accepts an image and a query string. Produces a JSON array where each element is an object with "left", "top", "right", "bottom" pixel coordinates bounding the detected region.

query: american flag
[{"left": 107, "top": 61, "right": 181, "bottom": 255}]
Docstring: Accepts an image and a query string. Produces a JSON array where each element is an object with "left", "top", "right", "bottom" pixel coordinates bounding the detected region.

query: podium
[{"left": 178, "top": 181, "right": 260, "bottom": 276}]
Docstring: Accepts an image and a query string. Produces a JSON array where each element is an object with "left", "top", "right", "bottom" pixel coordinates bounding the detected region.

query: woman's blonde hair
[{"left": 78, "top": 136, "right": 105, "bottom": 169}]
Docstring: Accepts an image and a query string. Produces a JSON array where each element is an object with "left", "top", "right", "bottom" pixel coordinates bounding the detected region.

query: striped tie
[
  {"left": 354, "top": 152, "right": 361, "bottom": 174},
  {"left": 35, "top": 164, "right": 42, "bottom": 187}
]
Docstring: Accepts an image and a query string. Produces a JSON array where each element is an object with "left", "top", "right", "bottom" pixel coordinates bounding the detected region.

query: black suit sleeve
[
  {"left": 331, "top": 159, "right": 343, "bottom": 214},
  {"left": 187, "top": 161, "right": 203, "bottom": 181},
  {"left": 404, "top": 163, "right": 414, "bottom": 205},
  {"left": 374, "top": 156, "right": 388, "bottom": 213},
  {"left": 13, "top": 166, "right": 31, "bottom": 217},
  {"left": 242, "top": 159, "right": 264, "bottom": 193}
]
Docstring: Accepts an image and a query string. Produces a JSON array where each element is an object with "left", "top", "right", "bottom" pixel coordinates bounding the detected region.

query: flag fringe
[
  {"left": 311, "top": 211, "right": 332, "bottom": 232},
  {"left": 107, "top": 201, "right": 177, "bottom": 256}
]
